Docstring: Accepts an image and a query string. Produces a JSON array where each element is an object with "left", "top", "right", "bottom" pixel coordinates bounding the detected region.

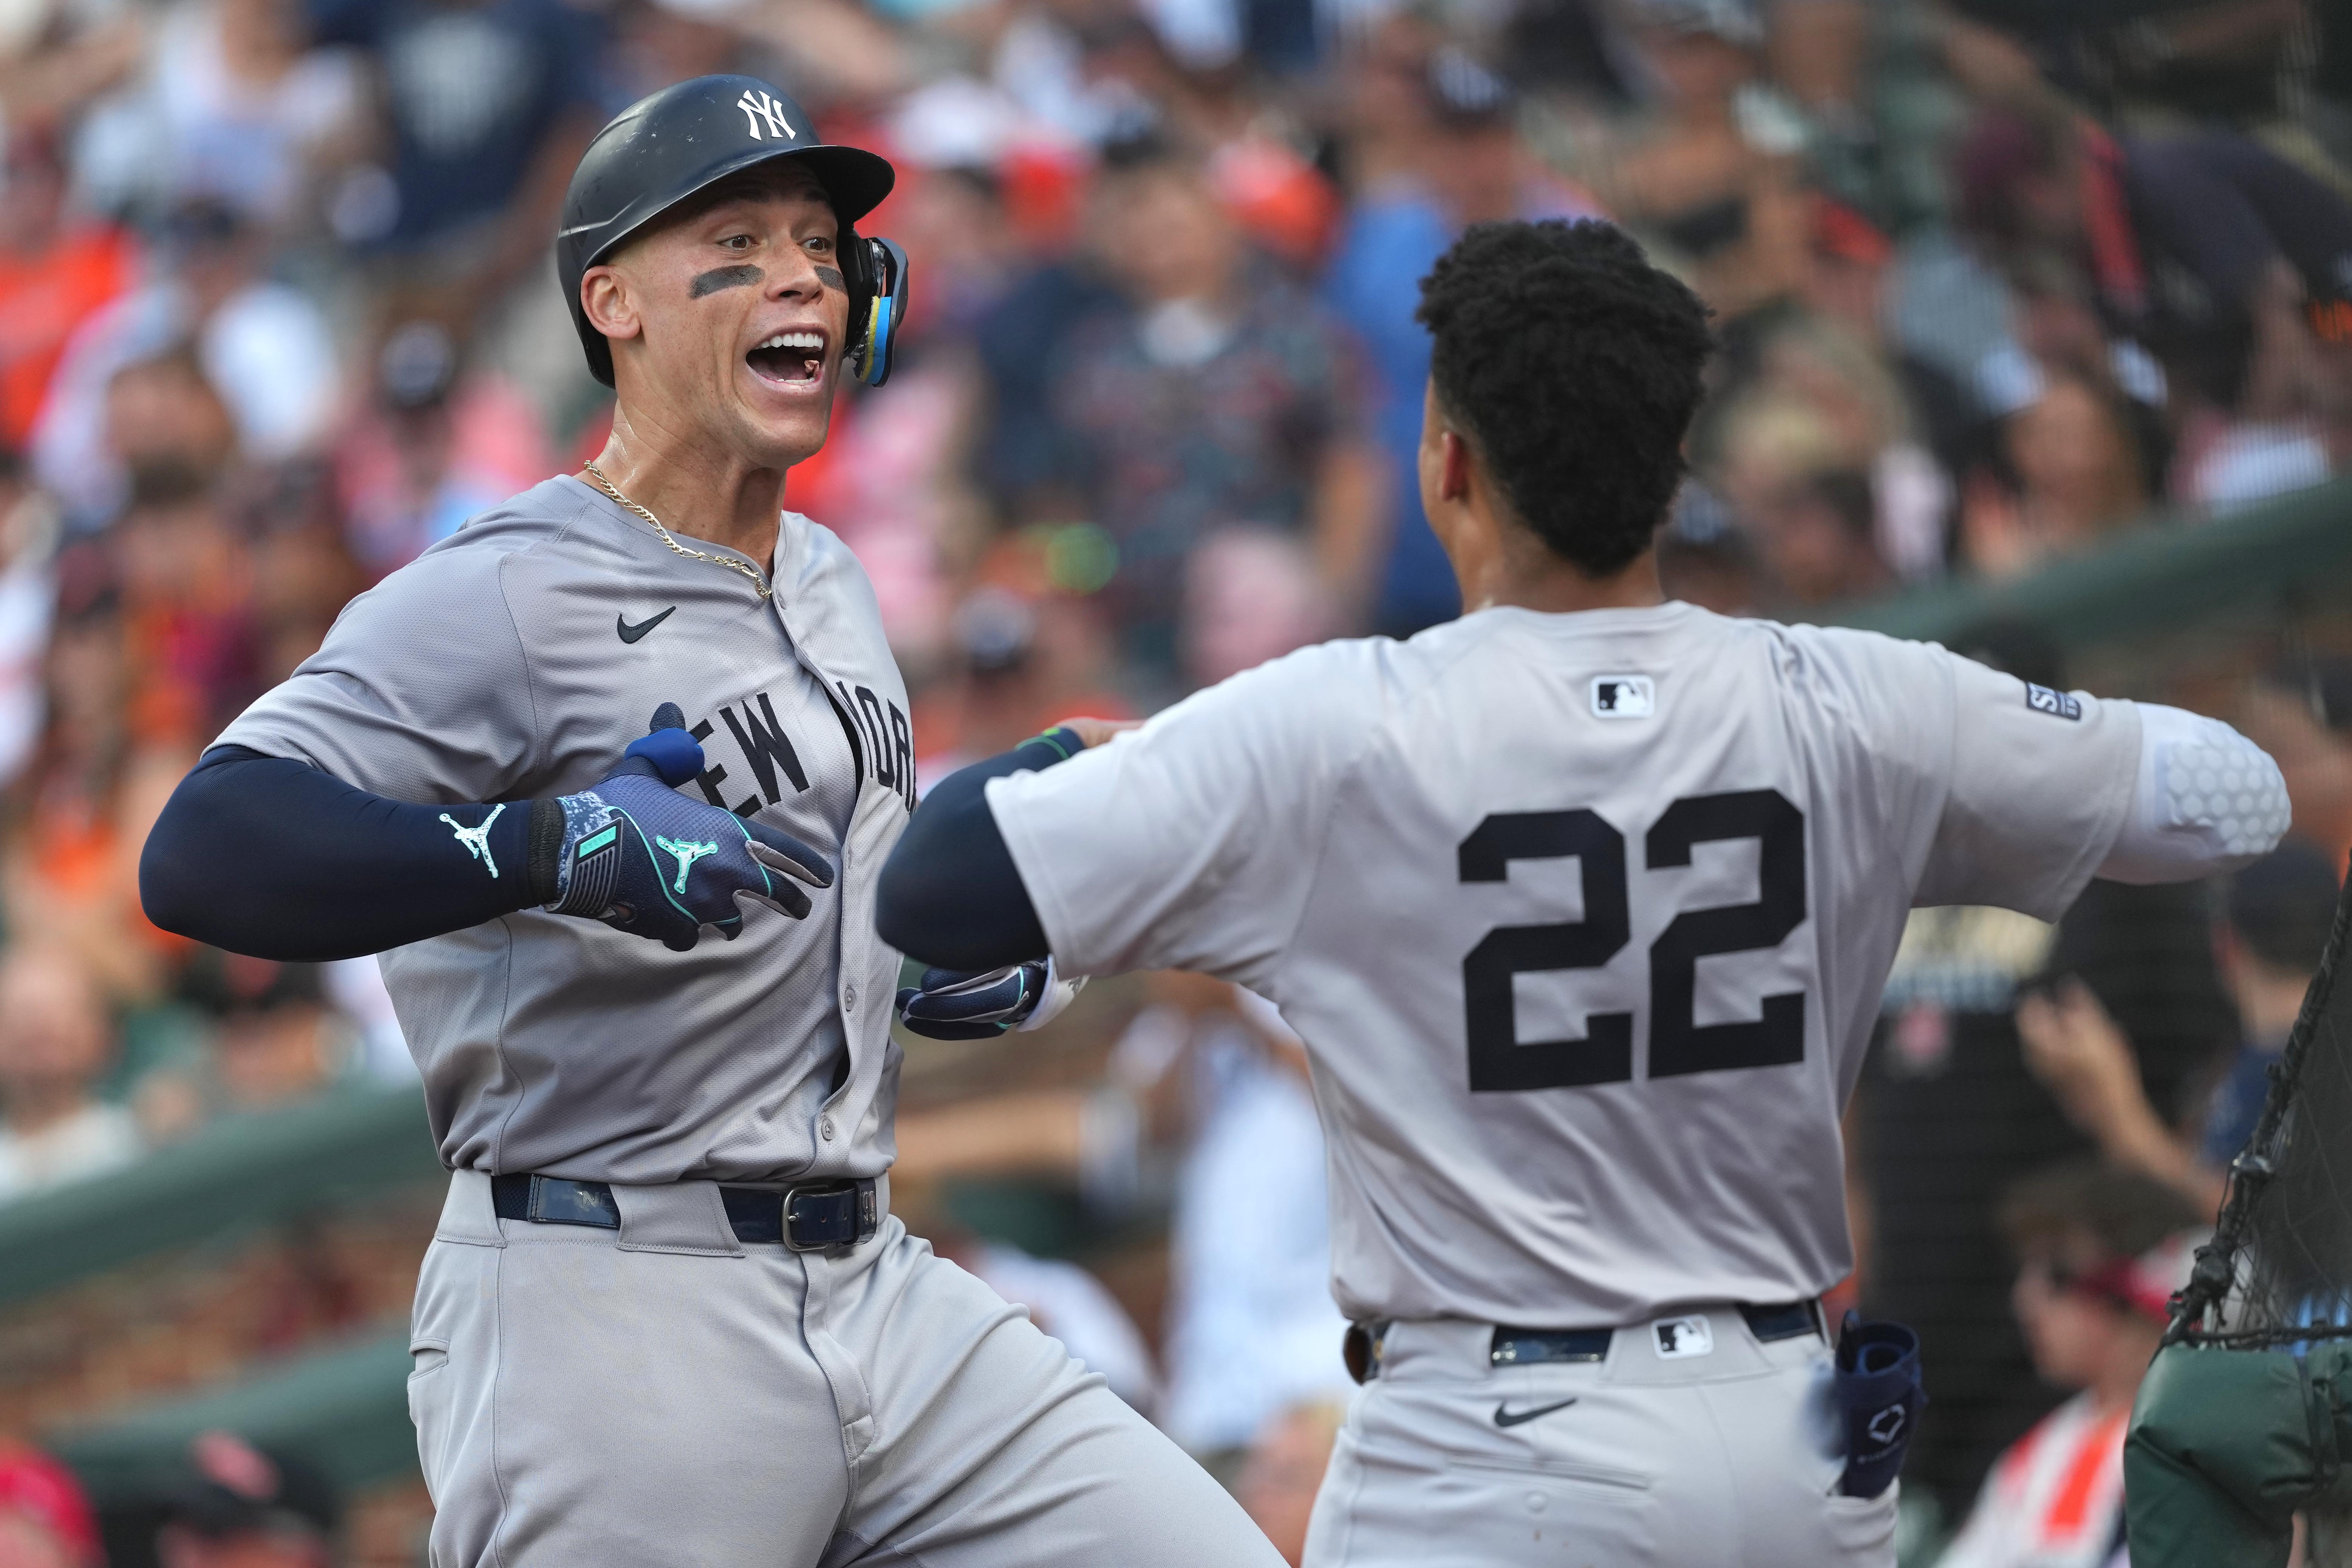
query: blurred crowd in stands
[{"left": 0, "top": 0, "right": 2347, "bottom": 1558}]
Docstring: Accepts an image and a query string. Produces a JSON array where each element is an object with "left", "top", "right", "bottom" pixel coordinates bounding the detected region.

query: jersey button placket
[{"left": 819, "top": 1116, "right": 836, "bottom": 1141}]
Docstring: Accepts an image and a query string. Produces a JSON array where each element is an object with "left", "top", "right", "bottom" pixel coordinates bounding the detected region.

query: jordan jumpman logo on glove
[{"left": 535, "top": 704, "right": 833, "bottom": 952}]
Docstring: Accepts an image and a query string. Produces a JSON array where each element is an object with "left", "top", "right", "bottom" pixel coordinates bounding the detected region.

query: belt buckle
[{"left": 783, "top": 1181, "right": 873, "bottom": 1252}]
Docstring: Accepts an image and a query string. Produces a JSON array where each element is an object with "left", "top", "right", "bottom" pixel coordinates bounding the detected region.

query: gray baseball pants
[
  {"left": 407, "top": 1171, "right": 1285, "bottom": 1567},
  {"left": 1302, "top": 1309, "right": 1901, "bottom": 1568}
]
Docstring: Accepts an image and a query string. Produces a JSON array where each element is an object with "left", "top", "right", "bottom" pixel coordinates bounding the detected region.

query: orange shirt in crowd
[
  {"left": 0, "top": 223, "right": 138, "bottom": 446},
  {"left": 1938, "top": 1392, "right": 2129, "bottom": 1568}
]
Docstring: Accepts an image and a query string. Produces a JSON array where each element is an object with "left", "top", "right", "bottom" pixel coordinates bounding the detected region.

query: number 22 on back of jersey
[{"left": 1458, "top": 789, "right": 1806, "bottom": 1092}]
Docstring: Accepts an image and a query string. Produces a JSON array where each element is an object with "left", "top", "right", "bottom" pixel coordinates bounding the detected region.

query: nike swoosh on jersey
[
  {"left": 617, "top": 608, "right": 677, "bottom": 644},
  {"left": 1491, "top": 1397, "right": 1579, "bottom": 1429}
]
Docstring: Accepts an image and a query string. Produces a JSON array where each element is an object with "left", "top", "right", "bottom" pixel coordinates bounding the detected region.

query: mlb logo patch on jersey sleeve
[
  {"left": 2024, "top": 683, "right": 2081, "bottom": 721},
  {"left": 1591, "top": 675, "right": 1656, "bottom": 719}
]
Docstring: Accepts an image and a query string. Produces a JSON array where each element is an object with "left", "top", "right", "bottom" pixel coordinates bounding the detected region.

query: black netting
[
  {"left": 2174, "top": 869, "right": 2352, "bottom": 1345},
  {"left": 2170, "top": 871, "right": 2352, "bottom": 1559}
]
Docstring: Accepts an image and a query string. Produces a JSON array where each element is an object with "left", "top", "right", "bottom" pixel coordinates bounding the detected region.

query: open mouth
[{"left": 747, "top": 331, "right": 825, "bottom": 386}]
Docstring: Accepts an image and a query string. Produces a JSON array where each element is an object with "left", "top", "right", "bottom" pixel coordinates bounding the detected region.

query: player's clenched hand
[
  {"left": 533, "top": 703, "right": 833, "bottom": 952},
  {"left": 896, "top": 958, "right": 1084, "bottom": 1039}
]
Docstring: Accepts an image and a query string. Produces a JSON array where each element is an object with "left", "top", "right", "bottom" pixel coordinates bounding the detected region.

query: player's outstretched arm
[
  {"left": 876, "top": 721, "right": 1126, "bottom": 1039},
  {"left": 1885, "top": 636, "right": 2293, "bottom": 918},
  {"left": 141, "top": 705, "right": 832, "bottom": 962}
]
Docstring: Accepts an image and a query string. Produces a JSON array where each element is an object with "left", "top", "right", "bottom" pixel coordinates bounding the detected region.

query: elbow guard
[{"left": 2099, "top": 703, "right": 2291, "bottom": 884}]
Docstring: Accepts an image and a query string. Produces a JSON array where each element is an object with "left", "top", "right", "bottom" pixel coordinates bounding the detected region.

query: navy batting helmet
[{"left": 557, "top": 75, "right": 906, "bottom": 389}]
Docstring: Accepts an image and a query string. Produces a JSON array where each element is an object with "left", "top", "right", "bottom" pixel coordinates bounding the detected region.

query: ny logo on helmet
[{"left": 738, "top": 90, "right": 795, "bottom": 142}]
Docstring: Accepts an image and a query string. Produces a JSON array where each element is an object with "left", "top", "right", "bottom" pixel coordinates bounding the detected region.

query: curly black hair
[{"left": 1416, "top": 220, "right": 1714, "bottom": 575}]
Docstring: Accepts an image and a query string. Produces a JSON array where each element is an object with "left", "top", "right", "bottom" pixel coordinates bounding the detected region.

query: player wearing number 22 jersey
[{"left": 878, "top": 221, "right": 2288, "bottom": 1568}]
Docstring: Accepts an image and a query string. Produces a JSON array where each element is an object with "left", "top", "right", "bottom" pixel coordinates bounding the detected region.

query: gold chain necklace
[{"left": 581, "top": 462, "right": 772, "bottom": 600}]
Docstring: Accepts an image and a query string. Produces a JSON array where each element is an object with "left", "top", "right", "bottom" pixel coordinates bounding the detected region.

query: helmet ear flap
[
  {"left": 842, "top": 235, "right": 909, "bottom": 389},
  {"left": 841, "top": 223, "right": 873, "bottom": 312}
]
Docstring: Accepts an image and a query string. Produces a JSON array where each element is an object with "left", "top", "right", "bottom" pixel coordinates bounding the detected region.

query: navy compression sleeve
[
  {"left": 140, "top": 747, "right": 548, "bottom": 962},
  {"left": 875, "top": 728, "right": 1082, "bottom": 969}
]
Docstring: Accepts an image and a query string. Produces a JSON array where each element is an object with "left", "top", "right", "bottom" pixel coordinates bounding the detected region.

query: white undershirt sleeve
[{"left": 2097, "top": 702, "right": 2291, "bottom": 884}]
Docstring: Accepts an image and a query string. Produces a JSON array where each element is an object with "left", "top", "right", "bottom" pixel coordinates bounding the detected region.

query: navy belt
[
  {"left": 1490, "top": 1299, "right": 1824, "bottom": 1366},
  {"left": 1345, "top": 1299, "right": 1823, "bottom": 1384},
  {"left": 490, "top": 1173, "right": 880, "bottom": 1251}
]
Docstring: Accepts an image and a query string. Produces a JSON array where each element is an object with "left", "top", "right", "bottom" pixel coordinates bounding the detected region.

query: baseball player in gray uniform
[
  {"left": 139, "top": 75, "right": 1283, "bottom": 1568},
  {"left": 875, "top": 220, "right": 2292, "bottom": 1565}
]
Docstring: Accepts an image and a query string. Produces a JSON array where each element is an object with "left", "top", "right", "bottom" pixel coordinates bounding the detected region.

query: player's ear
[
  {"left": 1439, "top": 428, "right": 1475, "bottom": 504},
  {"left": 581, "top": 267, "right": 642, "bottom": 349}
]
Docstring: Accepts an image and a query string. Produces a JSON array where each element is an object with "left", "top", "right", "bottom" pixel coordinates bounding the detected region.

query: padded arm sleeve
[
  {"left": 875, "top": 728, "right": 1083, "bottom": 968},
  {"left": 139, "top": 746, "right": 548, "bottom": 962},
  {"left": 2098, "top": 703, "right": 2292, "bottom": 884}
]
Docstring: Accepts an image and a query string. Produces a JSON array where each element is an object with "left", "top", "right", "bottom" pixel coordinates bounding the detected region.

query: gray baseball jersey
[
  {"left": 217, "top": 475, "right": 920, "bottom": 1185},
  {"left": 988, "top": 603, "right": 2143, "bottom": 1326}
]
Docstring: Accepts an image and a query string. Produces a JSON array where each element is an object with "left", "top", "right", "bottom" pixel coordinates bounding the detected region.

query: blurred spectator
[
  {"left": 912, "top": 573, "right": 1131, "bottom": 787},
  {"left": 137, "top": 955, "right": 348, "bottom": 1141},
  {"left": 1579, "top": 0, "right": 1811, "bottom": 323},
  {"left": 603, "top": 0, "right": 774, "bottom": 109},
  {"left": 791, "top": 345, "right": 973, "bottom": 666},
  {"left": 74, "top": 0, "right": 362, "bottom": 226},
  {"left": 2197, "top": 845, "right": 2334, "bottom": 1172},
  {"left": 36, "top": 198, "right": 339, "bottom": 526},
  {"left": 2019, "top": 841, "right": 2341, "bottom": 1216},
  {"left": 0, "top": 450, "right": 60, "bottom": 794},
  {"left": 969, "top": 248, "right": 1123, "bottom": 532},
  {"left": 0, "top": 1, "right": 142, "bottom": 148},
  {"left": 1954, "top": 102, "right": 2352, "bottom": 510},
  {"left": 104, "top": 351, "right": 243, "bottom": 517},
  {"left": 312, "top": 0, "right": 599, "bottom": 260},
  {"left": 0, "top": 135, "right": 137, "bottom": 453},
  {"left": 1789, "top": 195, "right": 1972, "bottom": 580},
  {"left": 1655, "top": 480, "right": 1763, "bottom": 613},
  {"left": 1936, "top": 1162, "right": 2203, "bottom": 1568},
  {"left": 1016, "top": 142, "right": 1382, "bottom": 690},
  {"left": 1736, "top": 465, "right": 1888, "bottom": 606},
  {"left": 111, "top": 451, "right": 263, "bottom": 746},
  {"left": 0, "top": 1441, "right": 102, "bottom": 1568},
  {"left": 0, "top": 941, "right": 140, "bottom": 1201},
  {"left": 311, "top": 0, "right": 605, "bottom": 423},
  {"left": 151, "top": 1430, "right": 338, "bottom": 1568},
  {"left": 1709, "top": 352, "right": 1909, "bottom": 606},
  {"left": 323, "top": 953, "right": 410, "bottom": 1081},
  {"left": 1152, "top": 978, "right": 1353, "bottom": 1466},
  {"left": 1177, "top": 527, "right": 1333, "bottom": 688},
  {"left": 1236, "top": 1401, "right": 1344, "bottom": 1566},
  {"left": 2241, "top": 653, "right": 2352, "bottom": 867},
  {"left": 245, "top": 473, "right": 366, "bottom": 685},
  {"left": 1958, "top": 366, "right": 2148, "bottom": 578},
  {"left": 974, "top": 0, "right": 1155, "bottom": 152},
  {"left": 5, "top": 546, "right": 185, "bottom": 1005},
  {"left": 1322, "top": 45, "right": 1601, "bottom": 636},
  {"left": 335, "top": 319, "right": 550, "bottom": 575}
]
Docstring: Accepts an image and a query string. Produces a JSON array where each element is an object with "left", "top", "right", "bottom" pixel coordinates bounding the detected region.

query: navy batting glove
[
  {"left": 896, "top": 957, "right": 1083, "bottom": 1040},
  {"left": 530, "top": 703, "right": 833, "bottom": 952}
]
